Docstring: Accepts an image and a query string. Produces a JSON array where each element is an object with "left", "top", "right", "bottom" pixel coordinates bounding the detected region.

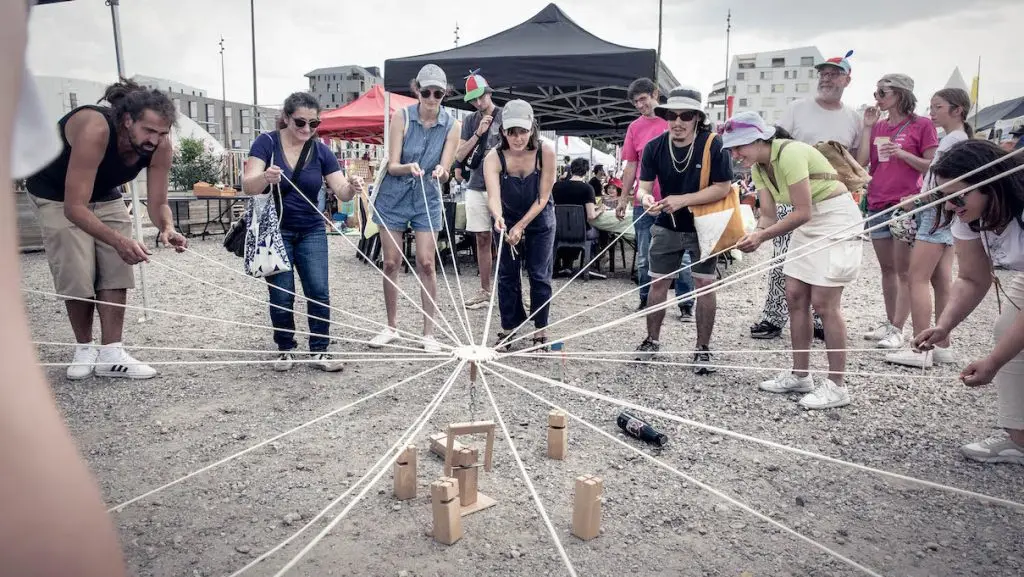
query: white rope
[
  {"left": 490, "top": 360, "right": 1024, "bottom": 512},
  {"left": 483, "top": 365, "right": 884, "bottom": 577},
  {"left": 147, "top": 257, "right": 452, "bottom": 353},
  {"left": 478, "top": 371, "right": 578, "bottom": 577},
  {"left": 496, "top": 205, "right": 705, "bottom": 349},
  {"left": 39, "top": 356, "right": 446, "bottom": 368},
  {"left": 107, "top": 359, "right": 455, "bottom": 512},
  {"left": 22, "top": 288, "right": 433, "bottom": 354},
  {"left": 417, "top": 175, "right": 473, "bottom": 344},
  {"left": 227, "top": 359, "right": 461, "bottom": 577},
  {"left": 509, "top": 158, "right": 1024, "bottom": 357},
  {"left": 270, "top": 360, "right": 467, "bottom": 576},
  {"left": 32, "top": 341, "right": 445, "bottom": 357},
  {"left": 183, "top": 246, "right": 453, "bottom": 351},
  {"left": 480, "top": 229, "right": 507, "bottom": 347},
  {"left": 508, "top": 347, "right": 909, "bottom": 357},
  {"left": 505, "top": 354, "right": 955, "bottom": 381},
  {"left": 433, "top": 175, "right": 477, "bottom": 341},
  {"left": 278, "top": 171, "right": 463, "bottom": 344}
]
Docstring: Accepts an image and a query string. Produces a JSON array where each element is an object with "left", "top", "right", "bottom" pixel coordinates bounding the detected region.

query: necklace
[{"left": 667, "top": 137, "right": 695, "bottom": 174}]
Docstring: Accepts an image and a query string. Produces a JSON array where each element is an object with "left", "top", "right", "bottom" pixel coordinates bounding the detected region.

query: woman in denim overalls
[
  {"left": 483, "top": 100, "right": 557, "bottom": 349},
  {"left": 369, "top": 64, "right": 459, "bottom": 353}
]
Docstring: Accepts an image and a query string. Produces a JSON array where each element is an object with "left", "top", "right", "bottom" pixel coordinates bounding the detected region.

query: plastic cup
[{"left": 875, "top": 136, "right": 892, "bottom": 162}]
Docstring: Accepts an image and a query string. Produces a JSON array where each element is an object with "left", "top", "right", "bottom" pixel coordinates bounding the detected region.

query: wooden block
[
  {"left": 548, "top": 410, "right": 568, "bottom": 460},
  {"left": 452, "top": 463, "right": 478, "bottom": 507},
  {"left": 428, "top": 432, "right": 465, "bottom": 459},
  {"left": 393, "top": 445, "right": 417, "bottom": 501},
  {"left": 452, "top": 447, "right": 478, "bottom": 468},
  {"left": 446, "top": 420, "right": 496, "bottom": 436},
  {"left": 571, "top": 475, "right": 603, "bottom": 541},
  {"left": 431, "top": 477, "right": 462, "bottom": 545}
]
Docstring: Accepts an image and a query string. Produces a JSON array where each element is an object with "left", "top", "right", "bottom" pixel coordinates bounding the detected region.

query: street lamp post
[
  {"left": 220, "top": 36, "right": 229, "bottom": 149},
  {"left": 250, "top": 0, "right": 259, "bottom": 136}
]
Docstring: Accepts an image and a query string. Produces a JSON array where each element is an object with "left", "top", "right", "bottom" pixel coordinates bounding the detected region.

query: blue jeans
[
  {"left": 266, "top": 227, "right": 332, "bottom": 352},
  {"left": 634, "top": 206, "right": 693, "bottom": 305}
]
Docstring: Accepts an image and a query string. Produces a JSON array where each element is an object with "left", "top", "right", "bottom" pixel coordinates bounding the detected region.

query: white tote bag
[{"left": 243, "top": 179, "right": 291, "bottom": 278}]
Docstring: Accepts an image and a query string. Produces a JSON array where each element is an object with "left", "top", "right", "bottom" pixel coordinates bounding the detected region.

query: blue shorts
[
  {"left": 865, "top": 209, "right": 893, "bottom": 240},
  {"left": 913, "top": 204, "right": 953, "bottom": 245},
  {"left": 371, "top": 181, "right": 443, "bottom": 233}
]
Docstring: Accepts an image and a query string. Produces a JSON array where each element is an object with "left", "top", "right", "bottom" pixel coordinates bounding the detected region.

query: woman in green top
[{"left": 724, "top": 111, "right": 864, "bottom": 411}]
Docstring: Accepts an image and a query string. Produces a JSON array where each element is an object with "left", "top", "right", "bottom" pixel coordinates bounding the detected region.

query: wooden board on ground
[{"left": 459, "top": 492, "right": 496, "bottom": 517}]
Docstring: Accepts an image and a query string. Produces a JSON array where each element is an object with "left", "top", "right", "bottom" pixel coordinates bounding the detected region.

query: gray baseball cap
[
  {"left": 878, "top": 73, "right": 914, "bottom": 93},
  {"left": 502, "top": 99, "right": 535, "bottom": 131},
  {"left": 416, "top": 64, "right": 447, "bottom": 90}
]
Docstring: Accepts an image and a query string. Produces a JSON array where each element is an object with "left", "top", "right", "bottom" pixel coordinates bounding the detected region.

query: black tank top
[{"left": 25, "top": 105, "right": 153, "bottom": 203}]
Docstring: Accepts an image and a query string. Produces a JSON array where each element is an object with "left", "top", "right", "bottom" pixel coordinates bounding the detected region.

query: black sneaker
[
  {"left": 678, "top": 305, "right": 694, "bottom": 323},
  {"left": 750, "top": 321, "right": 783, "bottom": 339},
  {"left": 813, "top": 326, "right": 826, "bottom": 341},
  {"left": 634, "top": 337, "right": 660, "bottom": 361},
  {"left": 693, "top": 345, "right": 716, "bottom": 375},
  {"left": 637, "top": 298, "right": 648, "bottom": 311}
]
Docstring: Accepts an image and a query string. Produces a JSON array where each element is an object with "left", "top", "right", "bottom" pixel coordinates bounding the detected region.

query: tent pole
[
  {"left": 109, "top": 0, "right": 150, "bottom": 322},
  {"left": 250, "top": 0, "right": 259, "bottom": 135}
]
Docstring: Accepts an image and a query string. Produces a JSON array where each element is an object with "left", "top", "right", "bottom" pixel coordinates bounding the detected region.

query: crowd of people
[{"left": 19, "top": 54, "right": 1024, "bottom": 466}]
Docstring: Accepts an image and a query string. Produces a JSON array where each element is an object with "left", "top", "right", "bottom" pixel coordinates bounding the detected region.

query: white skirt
[{"left": 783, "top": 194, "right": 864, "bottom": 287}]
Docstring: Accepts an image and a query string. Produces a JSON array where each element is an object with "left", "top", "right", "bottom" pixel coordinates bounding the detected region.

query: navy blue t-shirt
[{"left": 249, "top": 131, "right": 341, "bottom": 232}]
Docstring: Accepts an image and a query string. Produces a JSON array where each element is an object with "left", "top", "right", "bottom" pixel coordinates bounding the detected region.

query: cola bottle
[{"left": 617, "top": 412, "right": 668, "bottom": 447}]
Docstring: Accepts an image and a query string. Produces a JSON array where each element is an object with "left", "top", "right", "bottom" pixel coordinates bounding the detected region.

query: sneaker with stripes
[{"left": 94, "top": 343, "right": 157, "bottom": 379}]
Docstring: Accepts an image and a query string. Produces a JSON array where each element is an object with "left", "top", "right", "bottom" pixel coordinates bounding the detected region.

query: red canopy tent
[{"left": 317, "top": 85, "right": 416, "bottom": 144}]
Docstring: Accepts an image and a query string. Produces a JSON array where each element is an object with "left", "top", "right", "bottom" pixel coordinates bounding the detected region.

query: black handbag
[{"left": 224, "top": 134, "right": 315, "bottom": 257}]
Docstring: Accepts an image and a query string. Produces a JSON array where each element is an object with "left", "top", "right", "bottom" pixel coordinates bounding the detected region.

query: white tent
[
  {"left": 542, "top": 135, "right": 617, "bottom": 169},
  {"left": 171, "top": 114, "right": 225, "bottom": 156}
]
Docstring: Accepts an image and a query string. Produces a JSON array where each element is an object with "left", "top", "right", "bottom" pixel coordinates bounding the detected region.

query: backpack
[{"left": 813, "top": 140, "right": 870, "bottom": 198}]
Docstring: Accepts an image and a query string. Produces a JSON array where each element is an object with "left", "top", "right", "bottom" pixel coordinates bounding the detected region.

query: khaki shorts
[
  {"left": 29, "top": 195, "right": 135, "bottom": 298},
  {"left": 464, "top": 188, "right": 492, "bottom": 233}
]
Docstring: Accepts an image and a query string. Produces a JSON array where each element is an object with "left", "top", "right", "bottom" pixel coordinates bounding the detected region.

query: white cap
[
  {"left": 720, "top": 111, "right": 777, "bottom": 148},
  {"left": 502, "top": 99, "right": 534, "bottom": 131},
  {"left": 416, "top": 64, "right": 447, "bottom": 90}
]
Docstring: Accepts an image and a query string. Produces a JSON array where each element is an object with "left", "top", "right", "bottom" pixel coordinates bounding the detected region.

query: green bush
[{"left": 170, "top": 137, "right": 223, "bottom": 190}]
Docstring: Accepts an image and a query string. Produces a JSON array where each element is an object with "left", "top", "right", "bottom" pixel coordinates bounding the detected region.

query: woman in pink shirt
[{"left": 856, "top": 73, "right": 938, "bottom": 349}]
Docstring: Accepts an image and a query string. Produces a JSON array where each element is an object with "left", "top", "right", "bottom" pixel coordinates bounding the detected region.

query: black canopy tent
[{"left": 383, "top": 3, "right": 678, "bottom": 139}]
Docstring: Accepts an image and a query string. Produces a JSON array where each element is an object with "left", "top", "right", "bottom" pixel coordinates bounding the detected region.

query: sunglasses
[
  {"left": 662, "top": 110, "right": 699, "bottom": 122},
  {"left": 946, "top": 193, "right": 968, "bottom": 208},
  {"left": 292, "top": 118, "right": 321, "bottom": 129},
  {"left": 874, "top": 88, "right": 890, "bottom": 99},
  {"left": 419, "top": 88, "right": 445, "bottom": 99}
]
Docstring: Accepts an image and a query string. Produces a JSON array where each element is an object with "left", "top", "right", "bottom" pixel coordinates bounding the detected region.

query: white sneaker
[
  {"left": 932, "top": 346, "right": 957, "bottom": 364},
  {"left": 876, "top": 325, "right": 904, "bottom": 349},
  {"left": 67, "top": 341, "right": 99, "bottom": 380},
  {"left": 368, "top": 326, "right": 399, "bottom": 348},
  {"left": 311, "top": 353, "right": 344, "bottom": 372},
  {"left": 422, "top": 335, "right": 442, "bottom": 353},
  {"left": 273, "top": 352, "right": 294, "bottom": 372},
  {"left": 94, "top": 343, "right": 157, "bottom": 379},
  {"left": 885, "top": 348, "right": 933, "bottom": 368},
  {"left": 863, "top": 321, "right": 892, "bottom": 341},
  {"left": 798, "top": 379, "right": 850, "bottom": 410},
  {"left": 961, "top": 432, "right": 1024, "bottom": 465},
  {"left": 759, "top": 372, "right": 815, "bottom": 394}
]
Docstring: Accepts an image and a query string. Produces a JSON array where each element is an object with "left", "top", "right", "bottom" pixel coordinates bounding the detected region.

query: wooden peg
[
  {"left": 451, "top": 447, "right": 479, "bottom": 507},
  {"left": 547, "top": 410, "right": 568, "bottom": 460},
  {"left": 571, "top": 475, "right": 603, "bottom": 541},
  {"left": 393, "top": 445, "right": 417, "bottom": 501},
  {"left": 431, "top": 477, "right": 462, "bottom": 545}
]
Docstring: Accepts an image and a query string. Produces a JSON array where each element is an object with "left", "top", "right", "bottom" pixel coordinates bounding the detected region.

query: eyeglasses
[
  {"left": 818, "top": 70, "right": 844, "bottom": 80},
  {"left": 662, "top": 110, "right": 699, "bottom": 122},
  {"left": 419, "top": 88, "right": 445, "bottom": 99},
  {"left": 504, "top": 127, "right": 530, "bottom": 137},
  {"left": 292, "top": 118, "right": 321, "bottom": 129}
]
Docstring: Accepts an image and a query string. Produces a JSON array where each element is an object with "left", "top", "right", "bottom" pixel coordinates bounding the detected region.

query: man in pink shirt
[{"left": 616, "top": 78, "right": 694, "bottom": 318}]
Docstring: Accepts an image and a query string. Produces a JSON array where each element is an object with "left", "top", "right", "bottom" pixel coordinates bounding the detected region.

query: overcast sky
[{"left": 25, "top": 0, "right": 1023, "bottom": 115}]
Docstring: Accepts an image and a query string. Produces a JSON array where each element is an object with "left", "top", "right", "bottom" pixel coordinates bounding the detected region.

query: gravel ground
[{"left": 22, "top": 231, "right": 1023, "bottom": 577}]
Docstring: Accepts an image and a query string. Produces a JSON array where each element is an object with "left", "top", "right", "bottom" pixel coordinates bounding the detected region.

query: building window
[
  {"left": 747, "top": 85, "right": 761, "bottom": 94},
  {"left": 738, "top": 98, "right": 748, "bottom": 107},
  {"left": 771, "top": 57, "right": 785, "bottom": 67},
  {"left": 206, "top": 103, "right": 216, "bottom": 120},
  {"left": 232, "top": 139, "right": 242, "bottom": 148},
  {"left": 771, "top": 84, "right": 785, "bottom": 93},
  {"left": 67, "top": 92, "right": 78, "bottom": 109},
  {"left": 173, "top": 98, "right": 181, "bottom": 112},
  {"left": 241, "top": 108, "right": 251, "bottom": 134},
  {"left": 808, "top": 69, "right": 817, "bottom": 79},
  {"left": 795, "top": 83, "right": 809, "bottom": 93},
  {"left": 331, "top": 93, "right": 336, "bottom": 103},
  {"left": 188, "top": 101, "right": 198, "bottom": 119},
  {"left": 224, "top": 106, "right": 233, "bottom": 138},
  {"left": 762, "top": 97, "right": 776, "bottom": 107},
  {"left": 736, "top": 72, "right": 745, "bottom": 81},
  {"left": 760, "top": 71, "right": 772, "bottom": 80},
  {"left": 738, "top": 59, "right": 755, "bottom": 69},
  {"left": 801, "top": 56, "right": 815, "bottom": 67},
  {"left": 729, "top": 85, "right": 736, "bottom": 94}
]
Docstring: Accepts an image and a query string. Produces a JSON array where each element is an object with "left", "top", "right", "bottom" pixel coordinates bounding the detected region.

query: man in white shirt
[{"left": 751, "top": 51, "right": 861, "bottom": 341}]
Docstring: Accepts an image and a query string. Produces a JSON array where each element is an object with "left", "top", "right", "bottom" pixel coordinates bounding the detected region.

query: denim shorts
[
  {"left": 372, "top": 180, "right": 443, "bottom": 233},
  {"left": 913, "top": 204, "right": 953, "bottom": 245},
  {"left": 865, "top": 209, "right": 893, "bottom": 240}
]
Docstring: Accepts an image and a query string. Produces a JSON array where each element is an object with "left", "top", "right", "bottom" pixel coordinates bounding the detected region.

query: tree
[{"left": 170, "top": 137, "right": 223, "bottom": 190}]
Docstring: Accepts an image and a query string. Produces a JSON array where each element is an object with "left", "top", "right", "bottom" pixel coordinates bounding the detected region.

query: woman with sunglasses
[
  {"left": 915, "top": 140, "right": 1024, "bottom": 464},
  {"left": 856, "top": 74, "right": 939, "bottom": 350},
  {"left": 885, "top": 88, "right": 974, "bottom": 369},
  {"left": 727, "top": 111, "right": 863, "bottom": 410},
  {"left": 243, "top": 91, "right": 362, "bottom": 372},
  {"left": 483, "top": 99, "right": 556, "bottom": 349},
  {"left": 369, "top": 64, "right": 459, "bottom": 353}
]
